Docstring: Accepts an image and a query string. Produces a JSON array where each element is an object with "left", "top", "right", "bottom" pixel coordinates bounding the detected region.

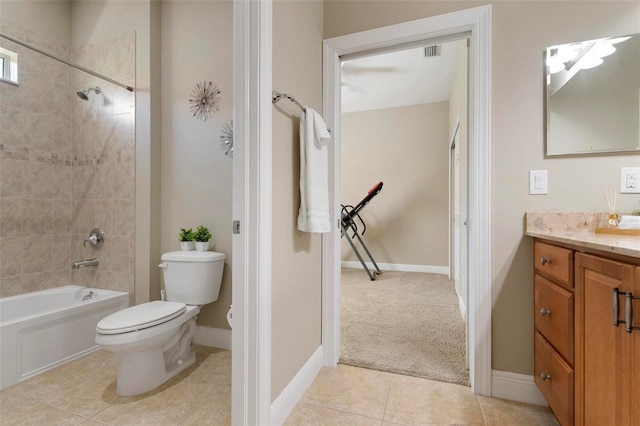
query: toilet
[{"left": 95, "top": 250, "right": 225, "bottom": 396}]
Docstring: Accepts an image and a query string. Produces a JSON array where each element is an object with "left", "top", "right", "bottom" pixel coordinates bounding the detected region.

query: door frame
[
  {"left": 232, "top": 0, "right": 272, "bottom": 424},
  {"left": 321, "top": 5, "right": 492, "bottom": 395}
]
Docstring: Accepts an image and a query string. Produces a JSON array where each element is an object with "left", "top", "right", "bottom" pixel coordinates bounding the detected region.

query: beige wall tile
[
  {"left": 52, "top": 200, "right": 71, "bottom": 234},
  {"left": 0, "top": 275, "right": 22, "bottom": 297},
  {"left": 0, "top": 198, "right": 23, "bottom": 237},
  {"left": 0, "top": 106, "right": 25, "bottom": 148},
  {"left": 22, "top": 199, "right": 52, "bottom": 236},
  {"left": 1, "top": 237, "right": 22, "bottom": 277},
  {"left": 71, "top": 199, "right": 95, "bottom": 233},
  {"left": 23, "top": 162, "right": 53, "bottom": 198},
  {"left": 0, "top": 159, "right": 23, "bottom": 198},
  {"left": 21, "top": 235, "right": 53, "bottom": 274},
  {"left": 21, "top": 271, "right": 53, "bottom": 292},
  {"left": 52, "top": 234, "right": 72, "bottom": 269},
  {"left": 52, "top": 165, "right": 72, "bottom": 200},
  {"left": 72, "top": 165, "right": 95, "bottom": 200}
]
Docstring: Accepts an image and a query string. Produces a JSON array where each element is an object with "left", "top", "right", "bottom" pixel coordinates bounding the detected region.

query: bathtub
[{"left": 0, "top": 285, "right": 128, "bottom": 390}]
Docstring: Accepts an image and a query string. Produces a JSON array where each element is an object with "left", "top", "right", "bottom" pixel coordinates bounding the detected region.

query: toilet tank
[{"left": 160, "top": 251, "right": 226, "bottom": 305}]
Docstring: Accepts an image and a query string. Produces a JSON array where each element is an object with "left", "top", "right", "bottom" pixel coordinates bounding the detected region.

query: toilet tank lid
[{"left": 161, "top": 251, "right": 226, "bottom": 262}]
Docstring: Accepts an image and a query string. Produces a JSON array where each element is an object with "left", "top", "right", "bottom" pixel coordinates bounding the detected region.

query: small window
[{"left": 0, "top": 46, "right": 19, "bottom": 85}]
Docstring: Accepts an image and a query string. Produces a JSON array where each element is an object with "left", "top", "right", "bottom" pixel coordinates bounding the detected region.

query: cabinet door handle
[
  {"left": 613, "top": 288, "right": 620, "bottom": 327},
  {"left": 540, "top": 257, "right": 552, "bottom": 265},
  {"left": 540, "top": 372, "right": 551, "bottom": 381},
  {"left": 625, "top": 292, "right": 632, "bottom": 333},
  {"left": 540, "top": 308, "right": 551, "bottom": 317}
]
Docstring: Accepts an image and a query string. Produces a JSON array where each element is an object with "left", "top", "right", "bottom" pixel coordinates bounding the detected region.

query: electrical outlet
[{"left": 620, "top": 167, "right": 640, "bottom": 193}]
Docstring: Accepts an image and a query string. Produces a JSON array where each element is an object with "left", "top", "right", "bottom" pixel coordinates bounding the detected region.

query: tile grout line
[
  {"left": 381, "top": 375, "right": 394, "bottom": 424},
  {"left": 476, "top": 394, "right": 489, "bottom": 426}
]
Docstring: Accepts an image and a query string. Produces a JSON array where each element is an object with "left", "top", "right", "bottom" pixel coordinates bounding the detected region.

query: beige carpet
[{"left": 340, "top": 268, "right": 469, "bottom": 386}]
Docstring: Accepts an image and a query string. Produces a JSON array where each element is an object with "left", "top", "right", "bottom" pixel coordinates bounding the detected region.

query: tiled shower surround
[{"left": 0, "top": 19, "right": 135, "bottom": 302}]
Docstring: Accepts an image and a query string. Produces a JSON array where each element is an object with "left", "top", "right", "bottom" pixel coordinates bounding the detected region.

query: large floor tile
[
  {"left": 285, "top": 402, "right": 383, "bottom": 426},
  {"left": 0, "top": 392, "right": 87, "bottom": 426},
  {"left": 181, "top": 346, "right": 231, "bottom": 385},
  {"left": 180, "top": 383, "right": 231, "bottom": 425},
  {"left": 302, "top": 365, "right": 393, "bottom": 419},
  {"left": 383, "top": 374, "right": 484, "bottom": 425},
  {"left": 478, "top": 395, "right": 559, "bottom": 426},
  {"left": 91, "top": 375, "right": 219, "bottom": 425}
]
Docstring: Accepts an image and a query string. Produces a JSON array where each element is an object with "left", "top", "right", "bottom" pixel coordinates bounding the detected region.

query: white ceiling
[{"left": 341, "top": 39, "right": 467, "bottom": 113}]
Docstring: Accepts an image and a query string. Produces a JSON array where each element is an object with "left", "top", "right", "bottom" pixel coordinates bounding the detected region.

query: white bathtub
[{"left": 0, "top": 285, "right": 128, "bottom": 390}]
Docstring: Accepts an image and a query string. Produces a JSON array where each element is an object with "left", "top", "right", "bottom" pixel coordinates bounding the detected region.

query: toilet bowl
[{"left": 95, "top": 251, "right": 225, "bottom": 396}]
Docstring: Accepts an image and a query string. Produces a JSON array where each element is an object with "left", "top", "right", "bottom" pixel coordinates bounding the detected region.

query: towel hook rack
[
  {"left": 272, "top": 90, "right": 306, "bottom": 112},
  {"left": 272, "top": 90, "right": 331, "bottom": 134}
]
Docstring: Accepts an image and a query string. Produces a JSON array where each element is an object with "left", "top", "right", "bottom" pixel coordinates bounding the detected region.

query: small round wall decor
[
  {"left": 219, "top": 120, "right": 234, "bottom": 158},
  {"left": 189, "top": 81, "right": 221, "bottom": 121}
]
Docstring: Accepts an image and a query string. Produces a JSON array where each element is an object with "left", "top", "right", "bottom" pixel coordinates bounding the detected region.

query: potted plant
[
  {"left": 194, "top": 225, "right": 212, "bottom": 251},
  {"left": 178, "top": 228, "right": 195, "bottom": 251}
]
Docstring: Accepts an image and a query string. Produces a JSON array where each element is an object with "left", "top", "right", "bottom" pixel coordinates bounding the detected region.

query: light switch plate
[
  {"left": 529, "top": 170, "right": 548, "bottom": 195},
  {"left": 620, "top": 167, "right": 640, "bottom": 194}
]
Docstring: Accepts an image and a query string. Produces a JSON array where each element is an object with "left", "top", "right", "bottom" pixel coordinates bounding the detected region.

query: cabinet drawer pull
[
  {"left": 613, "top": 288, "right": 620, "bottom": 327},
  {"left": 540, "top": 308, "right": 551, "bottom": 317},
  {"left": 540, "top": 257, "right": 552, "bottom": 265},
  {"left": 625, "top": 292, "right": 640, "bottom": 333},
  {"left": 540, "top": 372, "right": 552, "bottom": 381}
]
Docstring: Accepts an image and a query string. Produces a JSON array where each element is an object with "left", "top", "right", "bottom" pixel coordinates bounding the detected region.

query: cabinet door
[{"left": 575, "top": 253, "right": 633, "bottom": 426}]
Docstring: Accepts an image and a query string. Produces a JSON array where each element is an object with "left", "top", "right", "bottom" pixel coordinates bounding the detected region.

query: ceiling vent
[{"left": 424, "top": 44, "right": 441, "bottom": 58}]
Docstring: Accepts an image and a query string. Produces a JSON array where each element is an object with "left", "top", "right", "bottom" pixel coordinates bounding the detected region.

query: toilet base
[{"left": 113, "top": 318, "right": 198, "bottom": 396}]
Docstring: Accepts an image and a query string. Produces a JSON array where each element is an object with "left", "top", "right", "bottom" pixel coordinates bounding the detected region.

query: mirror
[{"left": 545, "top": 33, "right": 640, "bottom": 156}]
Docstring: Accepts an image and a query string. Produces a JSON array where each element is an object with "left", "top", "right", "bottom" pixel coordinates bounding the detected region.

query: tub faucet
[{"left": 72, "top": 258, "right": 99, "bottom": 269}]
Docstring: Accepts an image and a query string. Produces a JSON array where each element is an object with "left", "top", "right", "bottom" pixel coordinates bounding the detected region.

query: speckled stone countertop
[{"left": 525, "top": 211, "right": 640, "bottom": 259}]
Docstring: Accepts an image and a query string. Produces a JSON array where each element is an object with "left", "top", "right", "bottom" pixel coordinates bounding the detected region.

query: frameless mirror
[{"left": 545, "top": 33, "right": 640, "bottom": 156}]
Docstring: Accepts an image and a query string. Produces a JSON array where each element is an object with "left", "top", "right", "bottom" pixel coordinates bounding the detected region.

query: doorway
[
  {"left": 321, "top": 5, "right": 492, "bottom": 395},
  {"left": 338, "top": 39, "right": 469, "bottom": 385}
]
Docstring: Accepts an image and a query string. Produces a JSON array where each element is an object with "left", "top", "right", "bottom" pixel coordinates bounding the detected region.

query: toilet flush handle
[{"left": 158, "top": 263, "right": 168, "bottom": 268}]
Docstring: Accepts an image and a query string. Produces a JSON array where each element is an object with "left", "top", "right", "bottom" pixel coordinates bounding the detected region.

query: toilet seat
[{"left": 97, "top": 301, "right": 186, "bottom": 334}]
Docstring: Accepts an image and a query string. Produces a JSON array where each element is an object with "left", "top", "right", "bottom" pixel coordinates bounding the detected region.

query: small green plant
[
  {"left": 194, "top": 225, "right": 212, "bottom": 242},
  {"left": 178, "top": 227, "right": 195, "bottom": 242}
]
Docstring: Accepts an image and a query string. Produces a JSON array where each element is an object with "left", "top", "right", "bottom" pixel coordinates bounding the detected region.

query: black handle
[{"left": 613, "top": 288, "right": 620, "bottom": 327}]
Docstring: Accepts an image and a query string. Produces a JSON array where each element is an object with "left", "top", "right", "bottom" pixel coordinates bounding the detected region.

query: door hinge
[{"left": 233, "top": 220, "right": 240, "bottom": 234}]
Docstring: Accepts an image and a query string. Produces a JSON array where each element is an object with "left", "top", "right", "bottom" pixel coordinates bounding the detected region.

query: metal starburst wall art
[
  {"left": 219, "top": 120, "right": 234, "bottom": 158},
  {"left": 189, "top": 81, "right": 221, "bottom": 121}
]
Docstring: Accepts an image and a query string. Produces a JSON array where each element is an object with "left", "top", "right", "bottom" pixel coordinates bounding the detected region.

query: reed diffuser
[{"left": 605, "top": 188, "right": 619, "bottom": 227}]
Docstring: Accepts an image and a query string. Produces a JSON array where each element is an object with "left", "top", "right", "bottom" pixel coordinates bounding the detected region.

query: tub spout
[{"left": 72, "top": 258, "right": 99, "bottom": 269}]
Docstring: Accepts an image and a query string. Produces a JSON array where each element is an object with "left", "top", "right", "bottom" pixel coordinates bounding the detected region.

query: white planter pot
[
  {"left": 195, "top": 241, "right": 210, "bottom": 251},
  {"left": 180, "top": 241, "right": 195, "bottom": 251}
]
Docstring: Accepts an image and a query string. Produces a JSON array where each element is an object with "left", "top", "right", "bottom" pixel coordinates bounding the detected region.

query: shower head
[{"left": 76, "top": 86, "right": 102, "bottom": 101}]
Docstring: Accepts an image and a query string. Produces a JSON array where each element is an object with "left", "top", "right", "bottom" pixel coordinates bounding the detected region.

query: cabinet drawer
[
  {"left": 534, "top": 241, "right": 573, "bottom": 287},
  {"left": 534, "top": 275, "right": 574, "bottom": 364},
  {"left": 535, "top": 332, "right": 574, "bottom": 426}
]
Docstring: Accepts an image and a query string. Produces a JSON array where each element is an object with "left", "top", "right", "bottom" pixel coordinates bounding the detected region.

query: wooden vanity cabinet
[
  {"left": 533, "top": 239, "right": 640, "bottom": 426},
  {"left": 575, "top": 253, "right": 638, "bottom": 426},
  {"left": 533, "top": 241, "right": 575, "bottom": 426}
]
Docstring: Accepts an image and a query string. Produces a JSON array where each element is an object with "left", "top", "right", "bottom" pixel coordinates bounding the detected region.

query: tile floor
[{"left": 0, "top": 346, "right": 559, "bottom": 425}]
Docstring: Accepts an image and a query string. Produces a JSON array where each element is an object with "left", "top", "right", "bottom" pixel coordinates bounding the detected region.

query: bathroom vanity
[{"left": 526, "top": 213, "right": 640, "bottom": 426}]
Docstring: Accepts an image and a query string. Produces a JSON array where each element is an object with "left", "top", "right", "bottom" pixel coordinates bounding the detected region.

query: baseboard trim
[
  {"left": 341, "top": 261, "right": 449, "bottom": 275},
  {"left": 193, "top": 325, "right": 232, "bottom": 351},
  {"left": 491, "top": 370, "right": 547, "bottom": 406},
  {"left": 270, "top": 345, "right": 324, "bottom": 425}
]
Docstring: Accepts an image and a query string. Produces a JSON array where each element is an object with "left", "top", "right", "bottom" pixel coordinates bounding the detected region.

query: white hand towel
[
  {"left": 618, "top": 215, "right": 640, "bottom": 230},
  {"left": 298, "top": 107, "right": 331, "bottom": 233}
]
